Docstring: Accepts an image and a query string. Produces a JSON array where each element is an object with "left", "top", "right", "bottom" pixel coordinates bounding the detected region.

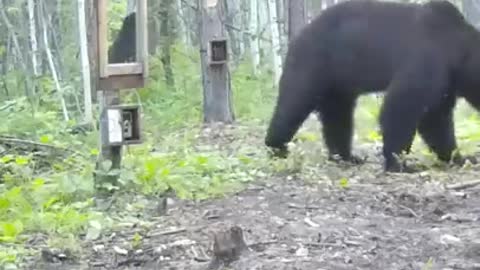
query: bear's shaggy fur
[{"left": 265, "top": 0, "right": 480, "bottom": 172}]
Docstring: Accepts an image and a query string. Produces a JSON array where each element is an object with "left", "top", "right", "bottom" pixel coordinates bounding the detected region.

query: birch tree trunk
[
  {"left": 258, "top": 0, "right": 268, "bottom": 65},
  {"left": 40, "top": 0, "right": 69, "bottom": 121},
  {"left": 267, "top": 0, "right": 282, "bottom": 85},
  {"left": 241, "top": 0, "right": 250, "bottom": 54},
  {"left": 464, "top": 0, "right": 480, "bottom": 28},
  {"left": 77, "top": 0, "right": 92, "bottom": 123},
  {"left": 28, "top": 0, "right": 39, "bottom": 80},
  {"left": 176, "top": 0, "right": 190, "bottom": 47},
  {"left": 0, "top": 0, "right": 33, "bottom": 98},
  {"left": 249, "top": 0, "right": 260, "bottom": 75},
  {"left": 224, "top": 0, "right": 242, "bottom": 65},
  {"left": 276, "top": 0, "right": 287, "bottom": 59}
]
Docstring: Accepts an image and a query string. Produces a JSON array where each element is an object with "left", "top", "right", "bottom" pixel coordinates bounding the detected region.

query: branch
[
  {"left": 446, "top": 180, "right": 480, "bottom": 190},
  {"left": 0, "top": 137, "right": 86, "bottom": 157}
]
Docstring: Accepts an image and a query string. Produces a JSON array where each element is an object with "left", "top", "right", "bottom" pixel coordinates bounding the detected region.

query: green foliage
[
  {"left": 134, "top": 43, "right": 203, "bottom": 133},
  {"left": 0, "top": 166, "right": 95, "bottom": 242},
  {"left": 107, "top": 0, "right": 129, "bottom": 44},
  {"left": 0, "top": 101, "right": 100, "bottom": 267},
  {"left": 116, "top": 133, "right": 266, "bottom": 200},
  {"left": 231, "top": 60, "right": 277, "bottom": 121}
]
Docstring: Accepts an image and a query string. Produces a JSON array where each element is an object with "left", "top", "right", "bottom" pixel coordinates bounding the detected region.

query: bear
[
  {"left": 265, "top": 0, "right": 480, "bottom": 173},
  {"left": 108, "top": 12, "right": 136, "bottom": 64}
]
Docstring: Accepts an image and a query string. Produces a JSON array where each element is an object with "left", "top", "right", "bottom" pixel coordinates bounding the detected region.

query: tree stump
[{"left": 206, "top": 226, "right": 248, "bottom": 270}]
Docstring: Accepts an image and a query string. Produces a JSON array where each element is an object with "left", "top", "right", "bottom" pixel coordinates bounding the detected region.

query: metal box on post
[{"left": 105, "top": 105, "right": 142, "bottom": 146}]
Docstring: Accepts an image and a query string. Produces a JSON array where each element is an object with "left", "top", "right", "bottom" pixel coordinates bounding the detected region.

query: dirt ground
[{"left": 27, "top": 122, "right": 480, "bottom": 270}]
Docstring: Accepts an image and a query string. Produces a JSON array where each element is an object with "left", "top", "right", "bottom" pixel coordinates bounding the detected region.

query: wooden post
[
  {"left": 89, "top": 0, "right": 148, "bottom": 192},
  {"left": 199, "top": 0, "right": 235, "bottom": 123},
  {"left": 94, "top": 0, "right": 122, "bottom": 190},
  {"left": 95, "top": 90, "right": 122, "bottom": 190},
  {"left": 288, "top": 0, "right": 306, "bottom": 41},
  {"left": 87, "top": 0, "right": 99, "bottom": 104}
]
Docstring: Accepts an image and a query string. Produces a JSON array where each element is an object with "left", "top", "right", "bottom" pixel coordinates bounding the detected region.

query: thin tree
[
  {"left": 267, "top": 0, "right": 282, "bottom": 85},
  {"left": 40, "top": 0, "right": 69, "bottom": 121},
  {"left": 78, "top": 0, "right": 93, "bottom": 123}
]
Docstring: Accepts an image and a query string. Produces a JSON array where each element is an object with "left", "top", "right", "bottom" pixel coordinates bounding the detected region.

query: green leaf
[
  {"left": 43, "top": 197, "right": 60, "bottom": 210},
  {"left": 296, "top": 131, "right": 319, "bottom": 142},
  {"left": 1, "top": 221, "right": 23, "bottom": 239},
  {"left": 339, "top": 177, "right": 349, "bottom": 189},
  {"left": 90, "top": 149, "right": 99, "bottom": 156},
  {"left": 39, "top": 135, "right": 52, "bottom": 143},
  {"left": 31, "top": 178, "right": 45, "bottom": 190},
  {"left": 14, "top": 157, "right": 29, "bottom": 166},
  {"left": 0, "top": 198, "right": 10, "bottom": 210},
  {"left": 196, "top": 155, "right": 208, "bottom": 165},
  {"left": 0, "top": 155, "right": 12, "bottom": 164},
  {"left": 132, "top": 232, "right": 142, "bottom": 248},
  {"left": 367, "top": 130, "right": 382, "bottom": 142}
]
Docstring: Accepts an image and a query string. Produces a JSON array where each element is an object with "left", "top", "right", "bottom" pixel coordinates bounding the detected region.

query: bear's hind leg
[
  {"left": 417, "top": 97, "right": 457, "bottom": 162},
  {"left": 380, "top": 54, "right": 451, "bottom": 173},
  {"left": 317, "top": 92, "right": 363, "bottom": 164}
]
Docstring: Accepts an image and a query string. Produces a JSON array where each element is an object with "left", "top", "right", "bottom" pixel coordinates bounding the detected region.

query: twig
[
  {"left": 148, "top": 227, "right": 187, "bottom": 237},
  {"left": 288, "top": 203, "right": 321, "bottom": 210},
  {"left": 248, "top": 240, "right": 278, "bottom": 249},
  {"left": 192, "top": 246, "right": 209, "bottom": 262},
  {"left": 305, "top": 242, "right": 344, "bottom": 248},
  {"left": 446, "top": 180, "right": 480, "bottom": 190},
  {"left": 396, "top": 203, "right": 420, "bottom": 218}
]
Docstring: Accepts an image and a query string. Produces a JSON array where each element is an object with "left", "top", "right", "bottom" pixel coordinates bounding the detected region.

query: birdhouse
[{"left": 208, "top": 38, "right": 228, "bottom": 65}]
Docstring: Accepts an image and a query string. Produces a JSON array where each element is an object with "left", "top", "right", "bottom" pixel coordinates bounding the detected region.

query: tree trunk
[
  {"left": 224, "top": 0, "right": 242, "bottom": 65},
  {"left": 159, "top": 0, "right": 176, "bottom": 90},
  {"left": 40, "top": 0, "right": 69, "bottom": 121},
  {"left": 267, "top": 0, "right": 282, "bottom": 85},
  {"left": 464, "top": 0, "right": 480, "bottom": 29},
  {"left": 249, "top": 0, "right": 260, "bottom": 75},
  {"left": 77, "top": 0, "right": 93, "bottom": 123},
  {"left": 176, "top": 0, "right": 190, "bottom": 47},
  {"left": 28, "top": 0, "right": 39, "bottom": 79},
  {"left": 199, "top": 0, "right": 235, "bottom": 123},
  {"left": 288, "top": 0, "right": 306, "bottom": 41}
]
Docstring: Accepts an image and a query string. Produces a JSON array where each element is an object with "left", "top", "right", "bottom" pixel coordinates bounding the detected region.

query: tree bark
[
  {"left": 78, "top": 0, "right": 93, "bottom": 123},
  {"left": 199, "top": 0, "right": 235, "bottom": 123},
  {"left": 267, "top": 0, "right": 282, "bottom": 85},
  {"left": 249, "top": 0, "right": 260, "bottom": 75},
  {"left": 159, "top": 0, "right": 176, "bottom": 90},
  {"left": 288, "top": 0, "right": 306, "bottom": 41},
  {"left": 40, "top": 0, "right": 69, "bottom": 121}
]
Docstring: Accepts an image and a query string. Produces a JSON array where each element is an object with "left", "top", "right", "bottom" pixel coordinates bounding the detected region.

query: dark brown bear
[{"left": 265, "top": 0, "right": 480, "bottom": 172}]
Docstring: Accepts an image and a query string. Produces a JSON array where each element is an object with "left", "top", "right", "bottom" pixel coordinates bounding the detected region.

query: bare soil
[{"left": 27, "top": 122, "right": 480, "bottom": 270}]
